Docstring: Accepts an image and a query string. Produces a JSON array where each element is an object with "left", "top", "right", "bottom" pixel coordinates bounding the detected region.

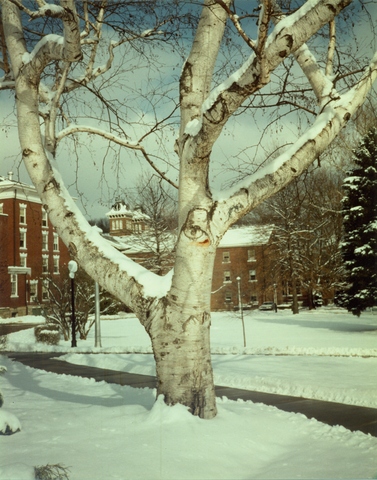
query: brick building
[
  {"left": 211, "top": 226, "right": 279, "bottom": 310},
  {"left": 106, "top": 200, "right": 150, "bottom": 236},
  {"left": 0, "top": 173, "right": 71, "bottom": 318}
]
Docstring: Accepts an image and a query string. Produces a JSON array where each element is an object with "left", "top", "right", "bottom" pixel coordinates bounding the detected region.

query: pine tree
[{"left": 341, "top": 128, "right": 377, "bottom": 316}]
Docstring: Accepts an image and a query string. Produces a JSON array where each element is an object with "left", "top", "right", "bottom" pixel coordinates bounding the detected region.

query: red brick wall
[
  {"left": 211, "top": 243, "right": 279, "bottom": 311},
  {"left": 0, "top": 214, "right": 10, "bottom": 310},
  {"left": 0, "top": 196, "right": 70, "bottom": 315}
]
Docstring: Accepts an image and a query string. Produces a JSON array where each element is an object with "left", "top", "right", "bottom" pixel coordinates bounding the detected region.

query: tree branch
[
  {"left": 56, "top": 125, "right": 178, "bottom": 189},
  {"left": 214, "top": 51, "right": 377, "bottom": 232}
]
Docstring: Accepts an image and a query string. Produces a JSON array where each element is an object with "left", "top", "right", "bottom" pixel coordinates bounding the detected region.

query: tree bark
[{"left": 147, "top": 235, "right": 218, "bottom": 419}]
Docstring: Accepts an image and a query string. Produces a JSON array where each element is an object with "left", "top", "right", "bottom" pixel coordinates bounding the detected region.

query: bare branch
[
  {"left": 56, "top": 125, "right": 178, "bottom": 189},
  {"left": 214, "top": 0, "right": 257, "bottom": 52}
]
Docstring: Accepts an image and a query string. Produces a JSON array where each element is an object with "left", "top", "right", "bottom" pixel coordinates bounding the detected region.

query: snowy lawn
[{"left": 1, "top": 307, "right": 377, "bottom": 479}]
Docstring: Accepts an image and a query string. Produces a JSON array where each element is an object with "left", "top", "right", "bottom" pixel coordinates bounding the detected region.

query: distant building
[
  {"left": 105, "top": 207, "right": 279, "bottom": 310},
  {"left": 211, "top": 225, "right": 279, "bottom": 310},
  {"left": 0, "top": 173, "right": 71, "bottom": 318},
  {"left": 106, "top": 201, "right": 150, "bottom": 236}
]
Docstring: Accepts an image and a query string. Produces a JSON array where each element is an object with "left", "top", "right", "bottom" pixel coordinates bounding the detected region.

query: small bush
[
  {"left": 34, "top": 324, "right": 61, "bottom": 346},
  {"left": 34, "top": 463, "right": 70, "bottom": 480}
]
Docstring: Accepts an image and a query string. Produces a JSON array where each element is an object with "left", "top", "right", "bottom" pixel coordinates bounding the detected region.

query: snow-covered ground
[{"left": 1, "top": 307, "right": 377, "bottom": 479}]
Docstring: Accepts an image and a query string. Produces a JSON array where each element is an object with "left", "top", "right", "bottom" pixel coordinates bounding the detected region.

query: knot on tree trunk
[{"left": 183, "top": 208, "right": 212, "bottom": 246}]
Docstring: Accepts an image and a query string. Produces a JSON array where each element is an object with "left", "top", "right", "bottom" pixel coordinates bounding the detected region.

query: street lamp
[
  {"left": 68, "top": 260, "right": 78, "bottom": 348},
  {"left": 94, "top": 282, "right": 102, "bottom": 348},
  {"left": 236, "top": 276, "right": 247, "bottom": 348}
]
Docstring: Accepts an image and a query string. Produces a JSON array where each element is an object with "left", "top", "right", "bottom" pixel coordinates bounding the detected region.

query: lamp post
[
  {"left": 273, "top": 283, "right": 278, "bottom": 313},
  {"left": 68, "top": 260, "right": 78, "bottom": 348},
  {"left": 94, "top": 282, "right": 102, "bottom": 348},
  {"left": 236, "top": 276, "right": 247, "bottom": 348}
]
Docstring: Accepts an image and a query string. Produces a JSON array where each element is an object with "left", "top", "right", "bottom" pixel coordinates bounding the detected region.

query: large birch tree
[{"left": 1, "top": 0, "right": 376, "bottom": 419}]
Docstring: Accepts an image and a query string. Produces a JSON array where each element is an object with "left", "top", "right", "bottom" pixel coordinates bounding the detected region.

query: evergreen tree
[{"left": 341, "top": 128, "right": 377, "bottom": 316}]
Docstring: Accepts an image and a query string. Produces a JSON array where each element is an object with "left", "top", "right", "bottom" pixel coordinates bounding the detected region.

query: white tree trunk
[{"left": 146, "top": 222, "right": 218, "bottom": 418}]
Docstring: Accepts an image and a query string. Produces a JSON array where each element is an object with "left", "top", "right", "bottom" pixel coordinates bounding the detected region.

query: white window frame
[
  {"left": 10, "top": 274, "right": 18, "bottom": 297},
  {"left": 42, "top": 231, "right": 49, "bottom": 251},
  {"left": 29, "top": 279, "right": 38, "bottom": 303},
  {"left": 53, "top": 255, "right": 60, "bottom": 274},
  {"left": 222, "top": 251, "right": 230, "bottom": 263},
  {"left": 248, "top": 249, "right": 256, "bottom": 261},
  {"left": 249, "top": 269, "right": 256, "bottom": 281},
  {"left": 42, "top": 279, "right": 49, "bottom": 301},
  {"left": 42, "top": 209, "right": 48, "bottom": 228},
  {"left": 224, "top": 291, "right": 232, "bottom": 303},
  {"left": 0, "top": 203, "right": 3, "bottom": 214},
  {"left": 53, "top": 232, "right": 59, "bottom": 251},
  {"left": 20, "top": 253, "right": 27, "bottom": 268},
  {"left": 42, "top": 255, "right": 49, "bottom": 274},
  {"left": 20, "top": 228, "right": 27, "bottom": 249},
  {"left": 223, "top": 270, "right": 231, "bottom": 283},
  {"left": 19, "top": 203, "right": 27, "bottom": 224}
]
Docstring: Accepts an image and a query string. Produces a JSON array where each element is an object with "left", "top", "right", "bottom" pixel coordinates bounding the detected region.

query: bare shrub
[
  {"left": 34, "top": 463, "right": 70, "bottom": 480},
  {"left": 34, "top": 324, "right": 61, "bottom": 346}
]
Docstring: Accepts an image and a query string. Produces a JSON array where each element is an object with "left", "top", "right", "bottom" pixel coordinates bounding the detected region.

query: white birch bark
[{"left": 1, "top": 0, "right": 376, "bottom": 418}]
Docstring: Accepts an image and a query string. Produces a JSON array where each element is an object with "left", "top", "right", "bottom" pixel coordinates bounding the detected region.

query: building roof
[
  {"left": 102, "top": 232, "right": 176, "bottom": 254},
  {"left": 106, "top": 201, "right": 150, "bottom": 221},
  {"left": 0, "top": 173, "right": 41, "bottom": 203},
  {"left": 218, "top": 225, "right": 274, "bottom": 248}
]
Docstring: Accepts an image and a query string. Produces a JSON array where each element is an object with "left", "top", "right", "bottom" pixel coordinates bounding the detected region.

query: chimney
[{"left": 8, "top": 171, "right": 13, "bottom": 181}]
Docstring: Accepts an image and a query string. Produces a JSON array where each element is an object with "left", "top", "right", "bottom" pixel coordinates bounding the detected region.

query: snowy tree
[
  {"left": 1, "top": 0, "right": 377, "bottom": 418},
  {"left": 341, "top": 128, "right": 377, "bottom": 316}
]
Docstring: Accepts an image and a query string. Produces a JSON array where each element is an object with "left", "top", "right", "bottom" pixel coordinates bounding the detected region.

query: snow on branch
[
  {"left": 7, "top": 0, "right": 65, "bottom": 19},
  {"left": 189, "top": 0, "right": 353, "bottom": 145},
  {"left": 213, "top": 50, "right": 377, "bottom": 229}
]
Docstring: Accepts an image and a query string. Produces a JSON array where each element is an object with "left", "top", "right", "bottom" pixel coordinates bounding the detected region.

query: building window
[
  {"left": 250, "top": 295, "right": 258, "bottom": 304},
  {"left": 42, "top": 209, "right": 48, "bottom": 227},
  {"left": 19, "top": 204, "right": 27, "bottom": 224},
  {"left": 42, "top": 255, "right": 49, "bottom": 274},
  {"left": 42, "top": 231, "right": 48, "bottom": 251},
  {"left": 223, "top": 270, "right": 231, "bottom": 283},
  {"left": 222, "top": 251, "right": 230, "bottom": 263},
  {"left": 42, "top": 280, "right": 49, "bottom": 301},
  {"left": 53, "top": 256, "right": 59, "bottom": 274},
  {"left": 113, "top": 219, "right": 124, "bottom": 230},
  {"left": 30, "top": 280, "right": 38, "bottom": 303},
  {"left": 53, "top": 233, "right": 59, "bottom": 251},
  {"left": 20, "top": 253, "right": 27, "bottom": 268},
  {"left": 20, "top": 228, "right": 27, "bottom": 249},
  {"left": 225, "top": 291, "right": 232, "bottom": 303},
  {"left": 0, "top": 203, "right": 3, "bottom": 214},
  {"left": 248, "top": 249, "right": 256, "bottom": 261},
  {"left": 249, "top": 269, "right": 256, "bottom": 281},
  {"left": 10, "top": 274, "right": 18, "bottom": 297}
]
